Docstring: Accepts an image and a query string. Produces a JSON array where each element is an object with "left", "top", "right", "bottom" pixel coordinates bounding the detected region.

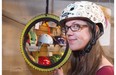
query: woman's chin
[
  {"left": 69, "top": 46, "right": 79, "bottom": 51},
  {"left": 69, "top": 45, "right": 83, "bottom": 51}
]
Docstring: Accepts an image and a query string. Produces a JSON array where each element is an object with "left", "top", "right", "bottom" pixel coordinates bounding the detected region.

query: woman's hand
[{"left": 53, "top": 68, "right": 64, "bottom": 75}]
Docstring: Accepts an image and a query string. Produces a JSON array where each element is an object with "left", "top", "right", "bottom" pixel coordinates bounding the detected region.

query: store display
[{"left": 20, "top": 14, "right": 71, "bottom": 71}]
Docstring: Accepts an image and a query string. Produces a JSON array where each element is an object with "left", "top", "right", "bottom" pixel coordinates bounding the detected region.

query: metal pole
[{"left": 46, "top": 0, "right": 49, "bottom": 15}]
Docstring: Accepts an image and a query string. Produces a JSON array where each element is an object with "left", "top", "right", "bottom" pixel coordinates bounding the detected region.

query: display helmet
[
  {"left": 38, "top": 34, "right": 53, "bottom": 49},
  {"left": 60, "top": 1, "right": 106, "bottom": 55}
]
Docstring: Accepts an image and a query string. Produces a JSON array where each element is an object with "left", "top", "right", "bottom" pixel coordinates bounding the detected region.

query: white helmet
[
  {"left": 38, "top": 34, "right": 53, "bottom": 49},
  {"left": 60, "top": 1, "right": 106, "bottom": 32}
]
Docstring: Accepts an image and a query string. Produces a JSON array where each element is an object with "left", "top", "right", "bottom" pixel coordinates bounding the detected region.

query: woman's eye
[{"left": 73, "top": 25, "right": 80, "bottom": 29}]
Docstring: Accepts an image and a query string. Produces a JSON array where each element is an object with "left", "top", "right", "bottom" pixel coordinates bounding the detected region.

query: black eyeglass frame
[{"left": 62, "top": 23, "right": 88, "bottom": 33}]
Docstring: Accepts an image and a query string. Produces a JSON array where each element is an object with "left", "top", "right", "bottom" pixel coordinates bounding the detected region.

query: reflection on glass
[{"left": 25, "top": 21, "right": 66, "bottom": 66}]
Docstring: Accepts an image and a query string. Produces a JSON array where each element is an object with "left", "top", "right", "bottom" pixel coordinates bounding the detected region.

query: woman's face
[{"left": 65, "top": 20, "right": 91, "bottom": 51}]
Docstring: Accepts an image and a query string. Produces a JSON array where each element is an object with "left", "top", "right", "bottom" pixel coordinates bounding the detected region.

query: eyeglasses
[{"left": 62, "top": 24, "right": 88, "bottom": 33}]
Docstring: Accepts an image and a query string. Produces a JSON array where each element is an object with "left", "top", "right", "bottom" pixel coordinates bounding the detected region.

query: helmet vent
[{"left": 70, "top": 7, "right": 74, "bottom": 11}]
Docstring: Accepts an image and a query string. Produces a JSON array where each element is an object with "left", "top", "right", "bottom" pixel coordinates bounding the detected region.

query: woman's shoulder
[
  {"left": 96, "top": 66, "right": 114, "bottom": 75},
  {"left": 96, "top": 55, "right": 114, "bottom": 75}
]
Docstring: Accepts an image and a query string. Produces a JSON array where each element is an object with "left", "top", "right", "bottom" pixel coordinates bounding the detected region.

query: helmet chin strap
[{"left": 72, "top": 38, "right": 97, "bottom": 61}]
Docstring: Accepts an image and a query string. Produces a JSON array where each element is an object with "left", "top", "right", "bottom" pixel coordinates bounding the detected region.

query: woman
[{"left": 53, "top": 1, "right": 114, "bottom": 75}]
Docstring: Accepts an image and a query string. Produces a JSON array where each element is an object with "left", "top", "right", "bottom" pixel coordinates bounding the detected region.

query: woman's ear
[
  {"left": 95, "top": 25, "right": 100, "bottom": 34},
  {"left": 95, "top": 24, "right": 104, "bottom": 39}
]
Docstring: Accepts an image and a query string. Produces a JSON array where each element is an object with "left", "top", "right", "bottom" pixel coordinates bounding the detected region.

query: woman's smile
[{"left": 68, "top": 38, "right": 77, "bottom": 44}]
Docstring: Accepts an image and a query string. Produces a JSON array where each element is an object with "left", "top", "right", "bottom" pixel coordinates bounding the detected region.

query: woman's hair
[{"left": 67, "top": 41, "right": 104, "bottom": 75}]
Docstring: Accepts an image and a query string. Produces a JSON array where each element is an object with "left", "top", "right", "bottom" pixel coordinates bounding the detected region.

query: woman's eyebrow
[
  {"left": 72, "top": 22, "right": 85, "bottom": 26},
  {"left": 65, "top": 21, "right": 87, "bottom": 26},
  {"left": 65, "top": 21, "right": 76, "bottom": 26}
]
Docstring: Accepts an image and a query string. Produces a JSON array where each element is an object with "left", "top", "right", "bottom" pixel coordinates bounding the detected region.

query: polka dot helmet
[{"left": 60, "top": 1, "right": 106, "bottom": 34}]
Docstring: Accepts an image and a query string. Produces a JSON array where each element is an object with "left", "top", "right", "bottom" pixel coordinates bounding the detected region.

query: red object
[
  {"left": 96, "top": 66, "right": 114, "bottom": 75},
  {"left": 38, "top": 56, "right": 51, "bottom": 66}
]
